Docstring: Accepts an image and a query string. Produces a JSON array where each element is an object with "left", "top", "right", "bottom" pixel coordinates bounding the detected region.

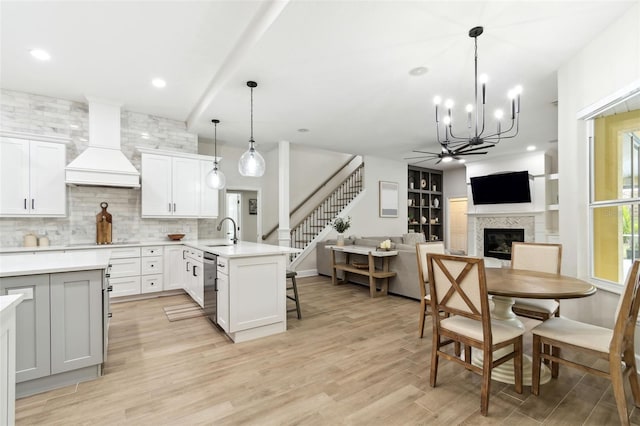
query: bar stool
[{"left": 286, "top": 270, "right": 302, "bottom": 319}]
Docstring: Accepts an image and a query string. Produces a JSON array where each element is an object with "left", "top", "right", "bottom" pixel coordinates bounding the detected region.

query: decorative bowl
[{"left": 167, "top": 233, "right": 185, "bottom": 241}]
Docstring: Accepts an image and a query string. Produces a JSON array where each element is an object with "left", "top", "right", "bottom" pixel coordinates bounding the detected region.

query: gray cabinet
[
  {"left": 0, "top": 270, "right": 104, "bottom": 388},
  {"left": 0, "top": 274, "right": 50, "bottom": 382},
  {"left": 50, "top": 270, "right": 103, "bottom": 374}
]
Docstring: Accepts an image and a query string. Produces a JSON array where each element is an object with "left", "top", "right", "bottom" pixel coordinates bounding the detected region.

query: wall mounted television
[{"left": 470, "top": 171, "right": 532, "bottom": 205}]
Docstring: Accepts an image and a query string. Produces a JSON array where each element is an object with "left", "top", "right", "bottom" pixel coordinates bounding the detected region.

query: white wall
[
  {"left": 443, "top": 166, "right": 468, "bottom": 251},
  {"left": 557, "top": 2, "right": 640, "bottom": 325}
]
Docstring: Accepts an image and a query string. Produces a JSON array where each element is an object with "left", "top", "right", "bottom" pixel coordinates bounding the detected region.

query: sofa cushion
[{"left": 402, "top": 233, "right": 426, "bottom": 245}]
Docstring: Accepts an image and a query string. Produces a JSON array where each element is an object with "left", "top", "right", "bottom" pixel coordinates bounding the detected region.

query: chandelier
[{"left": 409, "top": 26, "right": 522, "bottom": 165}]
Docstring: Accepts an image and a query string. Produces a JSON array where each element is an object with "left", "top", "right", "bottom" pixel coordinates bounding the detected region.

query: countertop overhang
[{"left": 0, "top": 251, "right": 112, "bottom": 277}]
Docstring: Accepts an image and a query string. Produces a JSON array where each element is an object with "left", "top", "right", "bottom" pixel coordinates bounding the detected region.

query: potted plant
[{"left": 332, "top": 216, "right": 351, "bottom": 246}]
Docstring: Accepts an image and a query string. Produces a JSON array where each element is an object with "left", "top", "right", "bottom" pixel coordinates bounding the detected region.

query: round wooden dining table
[{"left": 476, "top": 267, "right": 597, "bottom": 386}]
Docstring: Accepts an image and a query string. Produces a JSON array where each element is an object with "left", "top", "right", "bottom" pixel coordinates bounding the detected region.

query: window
[{"left": 590, "top": 109, "right": 640, "bottom": 284}]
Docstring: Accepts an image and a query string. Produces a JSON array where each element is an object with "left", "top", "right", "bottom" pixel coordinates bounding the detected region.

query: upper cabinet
[
  {"left": 0, "top": 137, "right": 66, "bottom": 217},
  {"left": 140, "top": 149, "right": 218, "bottom": 219}
]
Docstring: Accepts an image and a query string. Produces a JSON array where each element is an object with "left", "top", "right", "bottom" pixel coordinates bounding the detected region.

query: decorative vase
[
  {"left": 433, "top": 197, "right": 439, "bottom": 208},
  {"left": 336, "top": 233, "right": 345, "bottom": 246}
]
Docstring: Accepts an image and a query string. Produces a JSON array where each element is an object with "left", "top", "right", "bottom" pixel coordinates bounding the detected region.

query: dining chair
[
  {"left": 531, "top": 260, "right": 640, "bottom": 426},
  {"left": 427, "top": 253, "right": 524, "bottom": 416},
  {"left": 510, "top": 242, "right": 563, "bottom": 321},
  {"left": 415, "top": 241, "right": 445, "bottom": 338}
]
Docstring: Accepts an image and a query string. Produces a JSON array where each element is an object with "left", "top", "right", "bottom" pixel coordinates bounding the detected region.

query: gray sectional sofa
[{"left": 316, "top": 235, "right": 426, "bottom": 300}]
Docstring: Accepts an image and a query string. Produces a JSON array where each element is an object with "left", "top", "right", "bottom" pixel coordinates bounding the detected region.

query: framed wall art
[{"left": 379, "top": 181, "right": 399, "bottom": 217}]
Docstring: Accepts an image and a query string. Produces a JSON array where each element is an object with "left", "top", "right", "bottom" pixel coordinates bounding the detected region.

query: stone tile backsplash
[{"left": 0, "top": 89, "right": 216, "bottom": 247}]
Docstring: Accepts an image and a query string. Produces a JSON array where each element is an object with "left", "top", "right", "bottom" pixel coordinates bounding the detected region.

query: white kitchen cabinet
[
  {"left": 163, "top": 245, "right": 185, "bottom": 290},
  {"left": 141, "top": 246, "right": 163, "bottom": 293},
  {"left": 141, "top": 153, "right": 199, "bottom": 217},
  {"left": 199, "top": 159, "right": 219, "bottom": 218},
  {"left": 0, "top": 137, "right": 66, "bottom": 217},
  {"left": 183, "top": 248, "right": 203, "bottom": 307},
  {"left": 108, "top": 247, "right": 141, "bottom": 297},
  {"left": 216, "top": 256, "right": 229, "bottom": 332},
  {"left": 49, "top": 270, "right": 103, "bottom": 374}
]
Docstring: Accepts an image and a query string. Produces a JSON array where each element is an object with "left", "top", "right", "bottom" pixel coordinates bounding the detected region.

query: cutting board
[{"left": 96, "top": 202, "right": 112, "bottom": 245}]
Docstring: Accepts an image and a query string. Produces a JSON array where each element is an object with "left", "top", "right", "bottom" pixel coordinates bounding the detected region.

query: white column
[{"left": 278, "top": 141, "right": 290, "bottom": 247}]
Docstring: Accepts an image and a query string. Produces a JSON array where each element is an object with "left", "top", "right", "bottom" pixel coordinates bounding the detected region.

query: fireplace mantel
[{"left": 467, "top": 211, "right": 544, "bottom": 217}]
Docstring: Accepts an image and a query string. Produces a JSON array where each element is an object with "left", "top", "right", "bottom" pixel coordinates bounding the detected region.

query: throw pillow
[{"left": 402, "top": 233, "right": 426, "bottom": 245}]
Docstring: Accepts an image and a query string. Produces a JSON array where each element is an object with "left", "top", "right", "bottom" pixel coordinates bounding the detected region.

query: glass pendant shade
[
  {"left": 238, "top": 140, "right": 265, "bottom": 177},
  {"left": 206, "top": 163, "right": 226, "bottom": 189},
  {"left": 206, "top": 118, "right": 226, "bottom": 189}
]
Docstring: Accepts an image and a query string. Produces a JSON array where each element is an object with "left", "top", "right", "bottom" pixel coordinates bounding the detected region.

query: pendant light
[
  {"left": 206, "top": 119, "right": 226, "bottom": 189},
  {"left": 238, "top": 81, "right": 266, "bottom": 177}
]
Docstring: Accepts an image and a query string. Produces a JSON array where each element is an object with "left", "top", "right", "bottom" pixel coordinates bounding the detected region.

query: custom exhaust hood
[{"left": 65, "top": 97, "right": 140, "bottom": 188}]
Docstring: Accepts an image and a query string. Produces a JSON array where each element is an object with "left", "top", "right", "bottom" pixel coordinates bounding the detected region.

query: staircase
[{"left": 289, "top": 163, "right": 364, "bottom": 260}]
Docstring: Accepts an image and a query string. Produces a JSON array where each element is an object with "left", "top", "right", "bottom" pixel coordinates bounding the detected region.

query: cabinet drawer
[
  {"left": 141, "top": 274, "right": 163, "bottom": 293},
  {"left": 142, "top": 246, "right": 164, "bottom": 257},
  {"left": 109, "top": 247, "right": 141, "bottom": 259},
  {"left": 217, "top": 256, "right": 228, "bottom": 272},
  {"left": 109, "top": 258, "right": 141, "bottom": 278},
  {"left": 109, "top": 276, "right": 141, "bottom": 297},
  {"left": 141, "top": 256, "right": 163, "bottom": 275}
]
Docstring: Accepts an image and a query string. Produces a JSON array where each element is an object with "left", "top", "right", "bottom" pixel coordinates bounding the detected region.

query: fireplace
[{"left": 483, "top": 228, "right": 525, "bottom": 260}]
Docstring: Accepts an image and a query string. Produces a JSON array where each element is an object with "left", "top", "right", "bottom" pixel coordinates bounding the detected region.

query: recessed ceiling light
[
  {"left": 79, "top": 137, "right": 88, "bottom": 142},
  {"left": 527, "top": 145, "right": 536, "bottom": 151},
  {"left": 458, "top": 158, "right": 466, "bottom": 163},
  {"left": 141, "top": 132, "right": 150, "bottom": 139},
  {"left": 29, "top": 49, "right": 50, "bottom": 61},
  {"left": 409, "top": 66, "right": 428, "bottom": 76},
  {"left": 69, "top": 124, "right": 79, "bottom": 129},
  {"left": 151, "top": 78, "right": 166, "bottom": 88},
  {"left": 297, "top": 128, "right": 309, "bottom": 133}
]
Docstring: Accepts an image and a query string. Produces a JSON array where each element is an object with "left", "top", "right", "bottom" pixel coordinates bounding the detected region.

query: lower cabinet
[
  {"left": 163, "top": 245, "right": 185, "bottom": 290},
  {"left": 183, "top": 248, "right": 204, "bottom": 307},
  {"left": 216, "top": 254, "right": 286, "bottom": 342},
  {"left": 0, "top": 270, "right": 104, "bottom": 394},
  {"left": 216, "top": 258, "right": 229, "bottom": 332},
  {"left": 49, "top": 271, "right": 103, "bottom": 374}
]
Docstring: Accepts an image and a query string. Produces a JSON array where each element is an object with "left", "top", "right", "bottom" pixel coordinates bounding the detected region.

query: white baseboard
[{"left": 294, "top": 269, "right": 317, "bottom": 278}]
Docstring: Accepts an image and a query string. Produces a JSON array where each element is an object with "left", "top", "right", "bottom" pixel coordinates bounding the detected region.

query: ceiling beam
[{"left": 186, "top": 0, "right": 290, "bottom": 130}]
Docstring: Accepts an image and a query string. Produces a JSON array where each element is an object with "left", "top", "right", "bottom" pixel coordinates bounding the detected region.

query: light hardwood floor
[{"left": 15, "top": 275, "right": 640, "bottom": 425}]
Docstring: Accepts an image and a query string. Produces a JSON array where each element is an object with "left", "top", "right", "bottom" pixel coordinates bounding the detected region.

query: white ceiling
[{"left": 1, "top": 0, "right": 637, "bottom": 170}]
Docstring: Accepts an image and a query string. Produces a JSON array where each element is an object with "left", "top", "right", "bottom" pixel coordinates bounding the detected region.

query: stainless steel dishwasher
[{"left": 203, "top": 252, "right": 218, "bottom": 327}]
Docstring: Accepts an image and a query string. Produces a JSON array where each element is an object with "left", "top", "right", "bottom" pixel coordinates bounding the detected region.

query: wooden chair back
[
  {"left": 610, "top": 260, "right": 640, "bottom": 355},
  {"left": 427, "top": 253, "right": 490, "bottom": 341},
  {"left": 416, "top": 242, "right": 445, "bottom": 299},
  {"left": 511, "top": 242, "right": 562, "bottom": 274}
]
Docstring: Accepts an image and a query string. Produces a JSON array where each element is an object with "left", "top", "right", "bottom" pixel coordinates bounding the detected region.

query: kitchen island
[
  {"left": 0, "top": 251, "right": 111, "bottom": 397},
  {"left": 1, "top": 240, "right": 299, "bottom": 345}
]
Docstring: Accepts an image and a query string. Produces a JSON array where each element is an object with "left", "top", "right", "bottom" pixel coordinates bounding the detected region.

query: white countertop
[
  {"left": 0, "top": 250, "right": 112, "bottom": 277},
  {"left": 0, "top": 239, "right": 299, "bottom": 259},
  {"left": 185, "top": 240, "right": 300, "bottom": 258},
  {"left": 0, "top": 294, "right": 24, "bottom": 313}
]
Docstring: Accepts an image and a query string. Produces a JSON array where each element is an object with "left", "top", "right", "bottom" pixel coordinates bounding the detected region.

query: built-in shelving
[{"left": 408, "top": 166, "right": 444, "bottom": 242}]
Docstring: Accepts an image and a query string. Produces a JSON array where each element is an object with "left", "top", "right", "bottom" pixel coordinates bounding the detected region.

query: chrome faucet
[{"left": 217, "top": 217, "right": 238, "bottom": 244}]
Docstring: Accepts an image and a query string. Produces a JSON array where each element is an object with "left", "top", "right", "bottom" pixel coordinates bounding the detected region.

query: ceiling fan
[{"left": 405, "top": 143, "right": 489, "bottom": 165}]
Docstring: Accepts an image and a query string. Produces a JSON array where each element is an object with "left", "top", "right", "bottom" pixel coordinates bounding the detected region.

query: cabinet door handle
[
  {"left": 217, "top": 263, "right": 225, "bottom": 269},
  {"left": 186, "top": 261, "right": 190, "bottom": 272},
  {"left": 169, "top": 203, "right": 172, "bottom": 212},
  {"left": 214, "top": 277, "right": 218, "bottom": 292},
  {"left": 192, "top": 265, "right": 198, "bottom": 277},
  {"left": 173, "top": 203, "right": 176, "bottom": 212},
  {"left": 182, "top": 250, "right": 187, "bottom": 259},
  {"left": 107, "top": 286, "right": 113, "bottom": 291},
  {"left": 32, "top": 199, "right": 35, "bottom": 209},
  {"left": 108, "top": 313, "right": 113, "bottom": 318},
  {"left": 24, "top": 198, "right": 27, "bottom": 210}
]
